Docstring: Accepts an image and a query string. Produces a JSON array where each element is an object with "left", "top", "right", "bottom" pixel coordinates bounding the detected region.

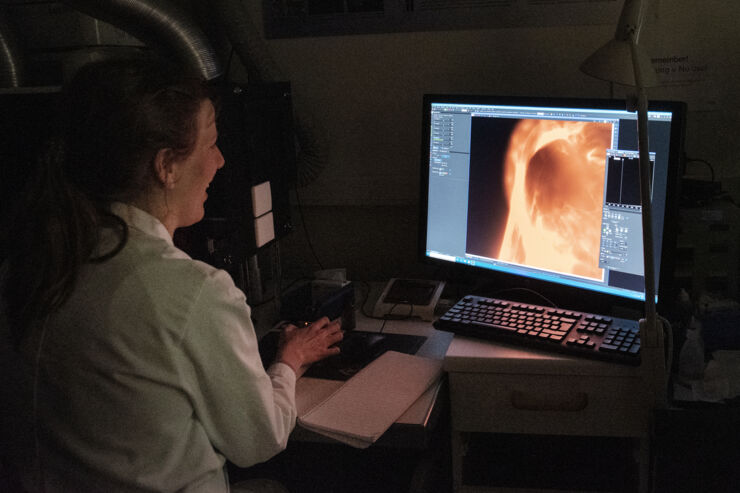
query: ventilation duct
[
  {"left": 209, "top": 0, "right": 328, "bottom": 186},
  {"left": 56, "top": 0, "right": 326, "bottom": 186},
  {"left": 0, "top": 9, "right": 24, "bottom": 87},
  {"left": 209, "top": 0, "right": 282, "bottom": 83},
  {"left": 61, "top": 0, "right": 222, "bottom": 81}
]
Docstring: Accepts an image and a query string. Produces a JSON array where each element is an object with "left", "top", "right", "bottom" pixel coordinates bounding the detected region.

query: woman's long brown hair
[{"left": 2, "top": 57, "right": 212, "bottom": 345}]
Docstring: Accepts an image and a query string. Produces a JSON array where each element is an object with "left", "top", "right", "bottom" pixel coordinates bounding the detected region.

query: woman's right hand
[{"left": 276, "top": 317, "right": 343, "bottom": 377}]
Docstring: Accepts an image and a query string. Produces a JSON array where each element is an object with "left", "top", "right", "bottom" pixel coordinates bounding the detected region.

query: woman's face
[{"left": 170, "top": 99, "right": 225, "bottom": 229}]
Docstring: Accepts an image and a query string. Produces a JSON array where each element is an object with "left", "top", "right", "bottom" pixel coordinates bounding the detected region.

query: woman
[{"left": 0, "top": 57, "right": 342, "bottom": 492}]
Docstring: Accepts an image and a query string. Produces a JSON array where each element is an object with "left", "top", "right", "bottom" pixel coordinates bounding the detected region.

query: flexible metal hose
[
  {"left": 0, "top": 9, "right": 24, "bottom": 87},
  {"left": 62, "top": 0, "right": 222, "bottom": 80}
]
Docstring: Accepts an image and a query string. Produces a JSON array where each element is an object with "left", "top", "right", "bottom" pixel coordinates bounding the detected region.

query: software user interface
[{"left": 424, "top": 100, "right": 676, "bottom": 303}]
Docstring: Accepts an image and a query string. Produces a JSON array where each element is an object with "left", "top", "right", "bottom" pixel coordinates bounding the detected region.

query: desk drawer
[{"left": 449, "top": 372, "right": 649, "bottom": 437}]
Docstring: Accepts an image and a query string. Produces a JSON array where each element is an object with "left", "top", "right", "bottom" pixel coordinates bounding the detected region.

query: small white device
[{"left": 373, "top": 278, "right": 445, "bottom": 322}]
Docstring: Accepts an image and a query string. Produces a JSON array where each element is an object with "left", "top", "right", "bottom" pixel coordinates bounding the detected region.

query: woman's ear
[{"left": 153, "top": 148, "right": 177, "bottom": 189}]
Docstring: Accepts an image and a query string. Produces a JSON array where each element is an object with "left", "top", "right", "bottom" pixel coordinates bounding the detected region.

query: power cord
[
  {"left": 487, "top": 286, "right": 558, "bottom": 308},
  {"left": 356, "top": 281, "right": 417, "bottom": 332},
  {"left": 378, "top": 303, "right": 415, "bottom": 333},
  {"left": 357, "top": 281, "right": 375, "bottom": 319},
  {"left": 684, "top": 155, "right": 715, "bottom": 182},
  {"left": 681, "top": 155, "right": 725, "bottom": 206},
  {"left": 292, "top": 187, "right": 324, "bottom": 271}
]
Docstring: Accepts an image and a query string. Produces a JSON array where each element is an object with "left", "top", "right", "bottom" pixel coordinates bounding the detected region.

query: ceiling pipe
[
  {"left": 0, "top": 9, "right": 25, "bottom": 87},
  {"left": 208, "top": 0, "right": 283, "bottom": 83},
  {"left": 62, "top": 0, "right": 222, "bottom": 81},
  {"left": 209, "top": 0, "right": 328, "bottom": 186}
]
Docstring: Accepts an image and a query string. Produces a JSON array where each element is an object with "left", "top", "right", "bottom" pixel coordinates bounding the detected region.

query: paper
[{"left": 298, "top": 351, "right": 443, "bottom": 448}]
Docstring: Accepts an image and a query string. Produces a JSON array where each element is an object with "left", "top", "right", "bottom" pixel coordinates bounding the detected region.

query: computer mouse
[{"left": 337, "top": 332, "right": 386, "bottom": 359}]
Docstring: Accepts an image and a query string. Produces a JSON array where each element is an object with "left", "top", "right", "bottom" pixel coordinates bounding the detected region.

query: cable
[
  {"left": 32, "top": 315, "right": 51, "bottom": 493},
  {"left": 377, "top": 303, "right": 415, "bottom": 333},
  {"left": 357, "top": 281, "right": 375, "bottom": 319},
  {"left": 659, "top": 314, "right": 674, "bottom": 387},
  {"left": 681, "top": 155, "right": 739, "bottom": 208},
  {"left": 269, "top": 241, "right": 282, "bottom": 314},
  {"left": 292, "top": 187, "right": 324, "bottom": 271},
  {"left": 222, "top": 46, "right": 236, "bottom": 83},
  {"left": 379, "top": 315, "right": 391, "bottom": 333},
  {"left": 719, "top": 193, "right": 740, "bottom": 208},
  {"left": 684, "top": 155, "right": 715, "bottom": 182},
  {"left": 489, "top": 287, "right": 558, "bottom": 308},
  {"left": 357, "top": 281, "right": 417, "bottom": 322}
]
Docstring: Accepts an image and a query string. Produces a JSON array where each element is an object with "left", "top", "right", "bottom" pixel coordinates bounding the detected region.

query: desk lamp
[{"left": 580, "top": 0, "right": 667, "bottom": 407}]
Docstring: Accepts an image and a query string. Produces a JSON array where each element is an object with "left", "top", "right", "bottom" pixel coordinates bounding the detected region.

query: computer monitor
[{"left": 419, "top": 94, "right": 686, "bottom": 315}]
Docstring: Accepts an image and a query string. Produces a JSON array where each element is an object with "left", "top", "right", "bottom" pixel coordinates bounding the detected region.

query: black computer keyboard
[{"left": 434, "top": 295, "right": 641, "bottom": 365}]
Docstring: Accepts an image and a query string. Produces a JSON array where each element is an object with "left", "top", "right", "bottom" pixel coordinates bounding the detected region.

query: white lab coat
[{"left": 0, "top": 202, "right": 296, "bottom": 492}]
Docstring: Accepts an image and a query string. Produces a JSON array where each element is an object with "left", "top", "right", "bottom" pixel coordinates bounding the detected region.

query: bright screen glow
[{"left": 422, "top": 96, "right": 684, "bottom": 307}]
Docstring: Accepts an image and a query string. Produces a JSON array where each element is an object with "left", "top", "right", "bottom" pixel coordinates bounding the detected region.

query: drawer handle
[{"left": 510, "top": 391, "right": 588, "bottom": 412}]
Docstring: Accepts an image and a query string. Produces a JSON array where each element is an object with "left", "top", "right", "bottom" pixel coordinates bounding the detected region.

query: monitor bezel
[{"left": 418, "top": 93, "right": 687, "bottom": 316}]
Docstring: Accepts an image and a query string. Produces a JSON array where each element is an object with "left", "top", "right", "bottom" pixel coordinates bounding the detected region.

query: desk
[
  {"left": 247, "top": 302, "right": 454, "bottom": 492},
  {"left": 444, "top": 335, "right": 652, "bottom": 493},
  {"left": 292, "top": 313, "right": 453, "bottom": 448}
]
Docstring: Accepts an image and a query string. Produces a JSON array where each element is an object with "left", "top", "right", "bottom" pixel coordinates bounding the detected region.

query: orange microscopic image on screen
[{"left": 493, "top": 119, "right": 613, "bottom": 281}]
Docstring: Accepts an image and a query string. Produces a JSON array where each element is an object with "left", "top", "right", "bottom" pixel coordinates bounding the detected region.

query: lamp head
[{"left": 580, "top": 0, "right": 658, "bottom": 87}]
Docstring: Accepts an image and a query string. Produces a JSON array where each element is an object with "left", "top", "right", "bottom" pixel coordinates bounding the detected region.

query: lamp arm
[
  {"left": 632, "top": 42, "right": 658, "bottom": 348},
  {"left": 631, "top": 38, "right": 668, "bottom": 408},
  {"left": 616, "top": 0, "right": 650, "bottom": 42}
]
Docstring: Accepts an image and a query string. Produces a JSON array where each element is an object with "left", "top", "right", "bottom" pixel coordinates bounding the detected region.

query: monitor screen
[{"left": 419, "top": 94, "right": 686, "bottom": 314}]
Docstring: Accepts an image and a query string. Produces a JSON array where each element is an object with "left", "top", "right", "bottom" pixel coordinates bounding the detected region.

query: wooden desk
[{"left": 444, "top": 335, "right": 652, "bottom": 493}]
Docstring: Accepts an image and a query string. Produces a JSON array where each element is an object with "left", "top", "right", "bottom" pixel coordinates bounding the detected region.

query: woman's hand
[{"left": 276, "top": 317, "right": 343, "bottom": 377}]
